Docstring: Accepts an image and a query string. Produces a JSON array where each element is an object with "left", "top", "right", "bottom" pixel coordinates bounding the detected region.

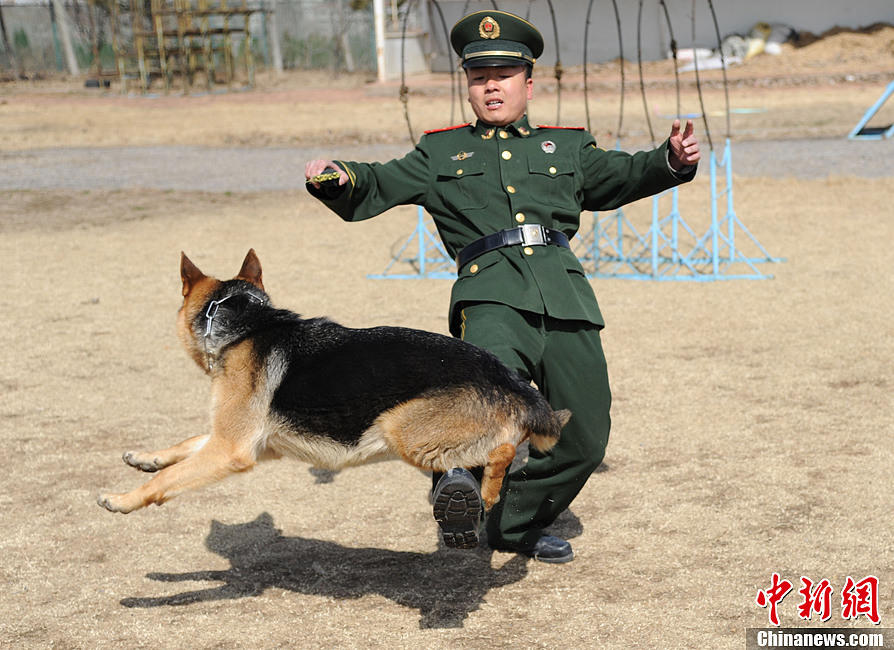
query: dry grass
[{"left": 1, "top": 24, "right": 893, "bottom": 649}]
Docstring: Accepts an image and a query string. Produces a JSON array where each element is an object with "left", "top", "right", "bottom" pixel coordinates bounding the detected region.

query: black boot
[
  {"left": 431, "top": 468, "right": 482, "bottom": 549},
  {"left": 490, "top": 534, "right": 574, "bottom": 564}
]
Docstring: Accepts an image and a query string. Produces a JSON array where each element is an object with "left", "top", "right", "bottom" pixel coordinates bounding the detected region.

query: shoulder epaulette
[
  {"left": 424, "top": 123, "right": 472, "bottom": 135},
  {"left": 536, "top": 125, "right": 585, "bottom": 131}
]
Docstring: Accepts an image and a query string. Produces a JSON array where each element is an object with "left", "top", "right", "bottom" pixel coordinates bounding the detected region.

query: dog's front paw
[
  {"left": 123, "top": 451, "right": 163, "bottom": 473},
  {"left": 96, "top": 493, "right": 134, "bottom": 514}
]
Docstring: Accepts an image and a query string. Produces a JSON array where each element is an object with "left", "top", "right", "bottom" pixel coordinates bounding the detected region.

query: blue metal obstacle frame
[
  {"left": 847, "top": 80, "right": 894, "bottom": 141},
  {"left": 575, "top": 138, "right": 783, "bottom": 281},
  {"left": 367, "top": 206, "right": 455, "bottom": 279}
]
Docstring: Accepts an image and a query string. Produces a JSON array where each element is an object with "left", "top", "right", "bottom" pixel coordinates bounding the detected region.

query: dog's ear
[
  {"left": 236, "top": 248, "right": 264, "bottom": 290},
  {"left": 180, "top": 252, "right": 207, "bottom": 297}
]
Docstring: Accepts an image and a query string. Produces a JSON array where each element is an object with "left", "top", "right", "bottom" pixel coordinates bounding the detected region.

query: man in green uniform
[{"left": 305, "top": 10, "right": 700, "bottom": 563}]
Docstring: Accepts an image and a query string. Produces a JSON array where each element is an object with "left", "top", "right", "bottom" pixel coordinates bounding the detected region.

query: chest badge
[
  {"left": 542, "top": 140, "right": 557, "bottom": 154},
  {"left": 451, "top": 151, "right": 474, "bottom": 161}
]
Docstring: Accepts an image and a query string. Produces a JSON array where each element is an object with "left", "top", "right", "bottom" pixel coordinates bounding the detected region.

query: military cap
[{"left": 450, "top": 10, "right": 544, "bottom": 69}]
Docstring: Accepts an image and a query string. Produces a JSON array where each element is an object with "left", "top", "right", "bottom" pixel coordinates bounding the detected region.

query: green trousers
[{"left": 459, "top": 302, "right": 612, "bottom": 549}]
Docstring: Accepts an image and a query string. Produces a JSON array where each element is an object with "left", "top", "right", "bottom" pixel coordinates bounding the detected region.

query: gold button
[
  {"left": 456, "top": 169, "right": 463, "bottom": 176},
  {"left": 469, "top": 264, "right": 479, "bottom": 274},
  {"left": 507, "top": 185, "right": 516, "bottom": 193},
  {"left": 549, "top": 166, "right": 557, "bottom": 174},
  {"left": 502, "top": 151, "right": 512, "bottom": 160},
  {"left": 515, "top": 213, "right": 525, "bottom": 223},
  {"left": 523, "top": 247, "right": 534, "bottom": 255},
  {"left": 499, "top": 131, "right": 509, "bottom": 139}
]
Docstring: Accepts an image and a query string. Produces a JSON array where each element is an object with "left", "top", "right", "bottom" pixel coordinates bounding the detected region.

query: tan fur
[
  {"left": 97, "top": 250, "right": 570, "bottom": 516},
  {"left": 530, "top": 409, "right": 571, "bottom": 453},
  {"left": 481, "top": 443, "right": 518, "bottom": 510},
  {"left": 176, "top": 275, "right": 219, "bottom": 371},
  {"left": 376, "top": 390, "right": 521, "bottom": 472},
  {"left": 123, "top": 434, "right": 211, "bottom": 472}
]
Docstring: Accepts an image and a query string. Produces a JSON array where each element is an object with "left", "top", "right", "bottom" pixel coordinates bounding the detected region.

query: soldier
[{"left": 305, "top": 10, "right": 700, "bottom": 563}]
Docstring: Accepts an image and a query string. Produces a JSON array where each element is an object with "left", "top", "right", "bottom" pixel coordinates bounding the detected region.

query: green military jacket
[{"left": 309, "top": 116, "right": 695, "bottom": 336}]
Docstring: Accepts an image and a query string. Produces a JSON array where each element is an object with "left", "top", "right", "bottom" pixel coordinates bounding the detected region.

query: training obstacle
[
  {"left": 847, "top": 80, "right": 894, "bottom": 140},
  {"left": 575, "top": 138, "right": 783, "bottom": 281},
  {"left": 100, "top": 0, "right": 261, "bottom": 95},
  {"left": 367, "top": 206, "right": 455, "bottom": 280}
]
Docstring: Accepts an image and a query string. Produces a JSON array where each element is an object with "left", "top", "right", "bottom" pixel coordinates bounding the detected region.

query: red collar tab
[
  {"left": 424, "top": 123, "right": 472, "bottom": 134},
  {"left": 536, "top": 125, "right": 585, "bottom": 130}
]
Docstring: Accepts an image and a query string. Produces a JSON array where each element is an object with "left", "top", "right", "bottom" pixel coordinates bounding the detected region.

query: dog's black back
[{"left": 198, "top": 281, "right": 554, "bottom": 446}]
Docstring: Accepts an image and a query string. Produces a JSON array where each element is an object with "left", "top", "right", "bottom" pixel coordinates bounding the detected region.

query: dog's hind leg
[
  {"left": 480, "top": 443, "right": 518, "bottom": 511},
  {"left": 122, "top": 434, "right": 211, "bottom": 472},
  {"left": 97, "top": 436, "right": 254, "bottom": 514}
]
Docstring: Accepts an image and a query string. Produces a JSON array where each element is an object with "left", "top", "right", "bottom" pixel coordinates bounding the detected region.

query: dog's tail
[{"left": 527, "top": 408, "right": 571, "bottom": 453}]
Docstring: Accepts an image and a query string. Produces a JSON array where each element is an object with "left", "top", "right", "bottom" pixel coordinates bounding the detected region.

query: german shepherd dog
[{"left": 97, "top": 250, "right": 570, "bottom": 532}]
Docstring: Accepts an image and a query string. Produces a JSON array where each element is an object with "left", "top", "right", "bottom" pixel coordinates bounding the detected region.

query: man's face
[{"left": 465, "top": 65, "right": 533, "bottom": 127}]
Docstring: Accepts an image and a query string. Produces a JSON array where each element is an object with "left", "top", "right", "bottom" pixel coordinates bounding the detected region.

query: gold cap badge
[{"left": 479, "top": 16, "right": 500, "bottom": 39}]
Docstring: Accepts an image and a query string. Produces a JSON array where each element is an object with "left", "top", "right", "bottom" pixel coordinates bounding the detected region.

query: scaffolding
[
  {"left": 94, "top": 0, "right": 261, "bottom": 94},
  {"left": 367, "top": 207, "right": 456, "bottom": 280},
  {"left": 847, "top": 80, "right": 894, "bottom": 140},
  {"left": 575, "top": 139, "right": 783, "bottom": 281}
]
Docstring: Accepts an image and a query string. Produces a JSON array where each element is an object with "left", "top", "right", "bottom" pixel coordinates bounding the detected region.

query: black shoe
[
  {"left": 432, "top": 468, "right": 482, "bottom": 549},
  {"left": 492, "top": 534, "right": 574, "bottom": 564}
]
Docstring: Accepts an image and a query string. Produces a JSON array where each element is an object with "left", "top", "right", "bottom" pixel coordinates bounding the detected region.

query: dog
[{"left": 97, "top": 250, "right": 570, "bottom": 529}]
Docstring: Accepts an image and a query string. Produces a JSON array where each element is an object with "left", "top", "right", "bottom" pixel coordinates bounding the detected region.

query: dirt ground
[{"left": 1, "top": 24, "right": 893, "bottom": 649}]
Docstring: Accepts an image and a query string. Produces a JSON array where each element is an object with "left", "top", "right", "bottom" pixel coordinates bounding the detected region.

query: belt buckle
[{"left": 519, "top": 224, "right": 547, "bottom": 246}]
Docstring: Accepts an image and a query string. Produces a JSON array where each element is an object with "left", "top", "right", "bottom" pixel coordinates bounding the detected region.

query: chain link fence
[{"left": 0, "top": 0, "right": 397, "bottom": 81}]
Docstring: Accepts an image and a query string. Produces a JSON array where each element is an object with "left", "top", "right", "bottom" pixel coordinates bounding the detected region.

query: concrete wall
[{"left": 425, "top": 0, "right": 894, "bottom": 68}]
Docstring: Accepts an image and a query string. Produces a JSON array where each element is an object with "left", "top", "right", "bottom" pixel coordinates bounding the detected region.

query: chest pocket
[
  {"left": 436, "top": 157, "right": 489, "bottom": 210},
  {"left": 528, "top": 155, "right": 577, "bottom": 209}
]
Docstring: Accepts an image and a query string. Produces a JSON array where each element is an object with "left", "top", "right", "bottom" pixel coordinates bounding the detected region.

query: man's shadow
[{"left": 121, "top": 511, "right": 576, "bottom": 628}]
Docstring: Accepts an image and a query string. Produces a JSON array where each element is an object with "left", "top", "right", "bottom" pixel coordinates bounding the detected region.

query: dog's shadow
[{"left": 122, "top": 511, "right": 580, "bottom": 628}]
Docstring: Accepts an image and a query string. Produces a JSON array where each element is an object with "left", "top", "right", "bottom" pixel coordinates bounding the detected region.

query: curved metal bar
[
  {"left": 524, "top": 0, "right": 535, "bottom": 21},
  {"left": 582, "top": 0, "right": 596, "bottom": 132},
  {"left": 429, "top": 0, "right": 464, "bottom": 125},
  {"left": 583, "top": 0, "right": 625, "bottom": 139},
  {"left": 611, "top": 0, "right": 626, "bottom": 142},
  {"left": 689, "top": 0, "right": 712, "bottom": 150},
  {"left": 636, "top": 0, "right": 657, "bottom": 147},
  {"left": 545, "top": 0, "right": 563, "bottom": 125},
  {"left": 639, "top": 0, "right": 687, "bottom": 148},
  {"left": 706, "top": 0, "right": 731, "bottom": 139},
  {"left": 399, "top": 0, "right": 417, "bottom": 143},
  {"left": 658, "top": 0, "right": 681, "bottom": 118}
]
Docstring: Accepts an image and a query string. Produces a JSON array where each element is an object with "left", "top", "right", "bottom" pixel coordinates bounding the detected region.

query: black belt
[{"left": 457, "top": 225, "right": 570, "bottom": 269}]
